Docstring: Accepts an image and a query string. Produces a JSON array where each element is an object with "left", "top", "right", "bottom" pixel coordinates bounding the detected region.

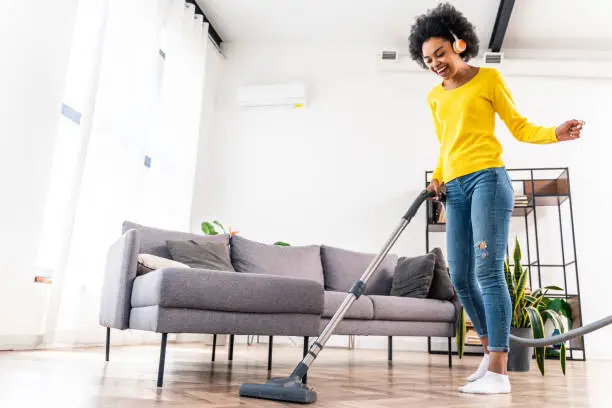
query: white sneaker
[{"left": 459, "top": 371, "right": 511, "bottom": 394}]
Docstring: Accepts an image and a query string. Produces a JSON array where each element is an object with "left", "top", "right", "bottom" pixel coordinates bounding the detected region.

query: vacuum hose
[
  {"left": 509, "top": 314, "right": 612, "bottom": 347},
  {"left": 420, "top": 188, "right": 612, "bottom": 347}
]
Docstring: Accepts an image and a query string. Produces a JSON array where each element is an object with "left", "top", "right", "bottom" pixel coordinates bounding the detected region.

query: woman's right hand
[{"left": 427, "top": 179, "right": 444, "bottom": 200}]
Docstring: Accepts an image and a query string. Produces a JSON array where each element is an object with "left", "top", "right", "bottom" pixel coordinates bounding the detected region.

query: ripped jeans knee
[{"left": 476, "top": 240, "right": 488, "bottom": 259}]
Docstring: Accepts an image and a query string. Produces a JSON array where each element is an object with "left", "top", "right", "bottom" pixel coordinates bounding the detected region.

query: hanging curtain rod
[{"left": 186, "top": 0, "right": 224, "bottom": 52}]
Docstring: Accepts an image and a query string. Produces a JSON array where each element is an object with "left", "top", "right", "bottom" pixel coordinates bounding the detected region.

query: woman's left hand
[{"left": 556, "top": 119, "right": 584, "bottom": 141}]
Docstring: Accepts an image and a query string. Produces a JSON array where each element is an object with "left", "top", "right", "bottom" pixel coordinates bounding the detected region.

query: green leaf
[
  {"left": 513, "top": 268, "right": 528, "bottom": 325},
  {"left": 213, "top": 220, "right": 226, "bottom": 234},
  {"left": 201, "top": 221, "right": 217, "bottom": 235},
  {"left": 531, "top": 286, "right": 561, "bottom": 298},
  {"left": 526, "top": 306, "right": 546, "bottom": 375},
  {"left": 456, "top": 308, "right": 466, "bottom": 359},
  {"left": 525, "top": 294, "right": 545, "bottom": 309},
  {"left": 542, "top": 309, "right": 567, "bottom": 336},
  {"left": 522, "top": 311, "right": 529, "bottom": 328},
  {"left": 561, "top": 344, "right": 567, "bottom": 375},
  {"left": 274, "top": 241, "right": 290, "bottom": 246},
  {"left": 504, "top": 259, "right": 518, "bottom": 326},
  {"left": 547, "top": 298, "right": 573, "bottom": 322},
  {"left": 513, "top": 237, "right": 522, "bottom": 287},
  {"left": 513, "top": 236, "right": 522, "bottom": 264},
  {"left": 514, "top": 263, "right": 522, "bottom": 289},
  {"left": 542, "top": 309, "right": 567, "bottom": 375},
  {"left": 504, "top": 260, "right": 515, "bottom": 308}
]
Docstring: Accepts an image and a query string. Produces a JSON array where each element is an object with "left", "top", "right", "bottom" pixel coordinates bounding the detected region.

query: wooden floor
[{"left": 0, "top": 341, "right": 609, "bottom": 407}]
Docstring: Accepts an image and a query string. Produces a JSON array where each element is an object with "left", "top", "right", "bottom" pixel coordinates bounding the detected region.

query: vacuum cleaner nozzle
[{"left": 239, "top": 376, "right": 317, "bottom": 404}]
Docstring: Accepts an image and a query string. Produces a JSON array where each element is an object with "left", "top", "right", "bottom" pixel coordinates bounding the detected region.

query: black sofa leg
[
  {"left": 303, "top": 336, "right": 309, "bottom": 384},
  {"left": 157, "top": 333, "right": 168, "bottom": 387},
  {"left": 105, "top": 327, "right": 110, "bottom": 362},
  {"left": 211, "top": 334, "right": 217, "bottom": 362},
  {"left": 388, "top": 336, "right": 393, "bottom": 361},
  {"left": 228, "top": 334, "right": 235, "bottom": 361},
  {"left": 427, "top": 336, "right": 431, "bottom": 353},
  {"left": 267, "top": 336, "right": 273, "bottom": 371},
  {"left": 448, "top": 337, "right": 452, "bottom": 368}
]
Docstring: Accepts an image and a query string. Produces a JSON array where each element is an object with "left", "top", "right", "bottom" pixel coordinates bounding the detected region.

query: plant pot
[{"left": 507, "top": 327, "right": 533, "bottom": 372}]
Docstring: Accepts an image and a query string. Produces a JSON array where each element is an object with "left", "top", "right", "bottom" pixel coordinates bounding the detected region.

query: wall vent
[
  {"left": 381, "top": 50, "right": 398, "bottom": 61},
  {"left": 484, "top": 51, "right": 504, "bottom": 64}
]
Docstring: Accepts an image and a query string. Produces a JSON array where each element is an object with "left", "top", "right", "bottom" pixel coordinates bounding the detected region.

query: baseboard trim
[{"left": 0, "top": 335, "right": 43, "bottom": 351}]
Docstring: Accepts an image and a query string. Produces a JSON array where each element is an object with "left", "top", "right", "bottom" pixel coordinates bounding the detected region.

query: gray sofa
[{"left": 100, "top": 221, "right": 462, "bottom": 387}]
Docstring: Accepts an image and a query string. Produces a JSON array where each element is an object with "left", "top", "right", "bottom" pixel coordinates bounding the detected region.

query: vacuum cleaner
[{"left": 239, "top": 189, "right": 612, "bottom": 404}]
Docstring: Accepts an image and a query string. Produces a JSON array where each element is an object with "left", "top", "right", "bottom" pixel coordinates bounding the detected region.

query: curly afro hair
[{"left": 408, "top": 2, "right": 479, "bottom": 69}]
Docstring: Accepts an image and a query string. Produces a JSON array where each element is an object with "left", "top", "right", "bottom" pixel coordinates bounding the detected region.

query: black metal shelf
[{"left": 425, "top": 167, "right": 585, "bottom": 362}]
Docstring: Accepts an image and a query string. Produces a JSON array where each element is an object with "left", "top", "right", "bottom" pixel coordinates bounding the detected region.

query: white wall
[
  {"left": 0, "top": 0, "right": 80, "bottom": 344},
  {"left": 193, "top": 42, "right": 612, "bottom": 359}
]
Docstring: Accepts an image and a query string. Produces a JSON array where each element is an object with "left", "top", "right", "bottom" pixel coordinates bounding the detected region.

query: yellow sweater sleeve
[
  {"left": 428, "top": 98, "right": 444, "bottom": 182},
  {"left": 490, "top": 69, "right": 558, "bottom": 144}
]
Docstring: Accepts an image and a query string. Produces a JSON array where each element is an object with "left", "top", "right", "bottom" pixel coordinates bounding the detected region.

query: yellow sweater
[{"left": 428, "top": 67, "right": 558, "bottom": 183}]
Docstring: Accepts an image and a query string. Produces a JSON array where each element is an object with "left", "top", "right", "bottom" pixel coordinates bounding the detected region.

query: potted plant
[
  {"left": 201, "top": 220, "right": 239, "bottom": 236},
  {"left": 505, "top": 237, "right": 568, "bottom": 375}
]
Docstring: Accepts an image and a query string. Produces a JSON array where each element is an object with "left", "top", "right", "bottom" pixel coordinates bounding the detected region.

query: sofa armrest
[{"left": 99, "top": 229, "right": 140, "bottom": 330}]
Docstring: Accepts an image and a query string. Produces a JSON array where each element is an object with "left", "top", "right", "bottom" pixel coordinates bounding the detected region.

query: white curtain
[
  {"left": 139, "top": 0, "right": 208, "bottom": 230},
  {"left": 37, "top": 0, "right": 210, "bottom": 347}
]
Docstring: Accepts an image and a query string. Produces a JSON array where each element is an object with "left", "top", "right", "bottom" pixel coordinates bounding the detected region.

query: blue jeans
[{"left": 444, "top": 167, "right": 514, "bottom": 352}]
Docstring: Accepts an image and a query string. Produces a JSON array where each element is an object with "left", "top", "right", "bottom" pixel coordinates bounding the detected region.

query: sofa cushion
[
  {"left": 122, "top": 220, "right": 229, "bottom": 260},
  {"left": 230, "top": 235, "right": 324, "bottom": 285},
  {"left": 320, "top": 245, "right": 398, "bottom": 295},
  {"left": 166, "top": 239, "right": 235, "bottom": 271},
  {"left": 390, "top": 253, "right": 436, "bottom": 298},
  {"left": 369, "top": 295, "right": 456, "bottom": 322},
  {"left": 137, "top": 253, "right": 190, "bottom": 276},
  {"left": 131, "top": 267, "right": 324, "bottom": 315},
  {"left": 323, "top": 291, "right": 374, "bottom": 320},
  {"left": 428, "top": 247, "right": 456, "bottom": 300}
]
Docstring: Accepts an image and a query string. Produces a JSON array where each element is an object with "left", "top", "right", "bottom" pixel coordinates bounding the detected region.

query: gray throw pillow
[
  {"left": 320, "top": 245, "right": 397, "bottom": 295},
  {"left": 428, "top": 247, "right": 456, "bottom": 300},
  {"left": 166, "top": 239, "right": 235, "bottom": 271},
  {"left": 230, "top": 235, "right": 324, "bottom": 285},
  {"left": 390, "top": 252, "right": 436, "bottom": 298}
]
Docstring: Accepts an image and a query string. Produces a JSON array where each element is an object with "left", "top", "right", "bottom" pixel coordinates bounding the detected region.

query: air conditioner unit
[{"left": 237, "top": 83, "right": 307, "bottom": 109}]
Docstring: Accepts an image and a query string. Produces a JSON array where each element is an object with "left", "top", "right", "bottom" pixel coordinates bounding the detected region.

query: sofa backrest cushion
[
  {"left": 122, "top": 221, "right": 230, "bottom": 260},
  {"left": 166, "top": 240, "right": 235, "bottom": 272},
  {"left": 230, "top": 235, "right": 324, "bottom": 285},
  {"left": 320, "top": 245, "right": 398, "bottom": 295}
]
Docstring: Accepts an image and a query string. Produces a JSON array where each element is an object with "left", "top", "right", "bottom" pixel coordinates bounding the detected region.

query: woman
[{"left": 408, "top": 3, "right": 583, "bottom": 394}]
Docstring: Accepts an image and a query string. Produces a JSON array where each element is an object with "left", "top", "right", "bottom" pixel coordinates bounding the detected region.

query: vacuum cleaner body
[{"left": 239, "top": 376, "right": 317, "bottom": 403}]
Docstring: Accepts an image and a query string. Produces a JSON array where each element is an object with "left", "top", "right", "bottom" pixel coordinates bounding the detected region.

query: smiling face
[{"left": 422, "top": 37, "right": 464, "bottom": 80}]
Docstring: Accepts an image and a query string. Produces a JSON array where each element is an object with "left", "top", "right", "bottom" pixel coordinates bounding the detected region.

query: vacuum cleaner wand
[{"left": 238, "top": 189, "right": 434, "bottom": 404}]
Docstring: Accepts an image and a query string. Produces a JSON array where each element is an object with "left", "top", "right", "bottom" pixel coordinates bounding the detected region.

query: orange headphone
[{"left": 449, "top": 29, "right": 466, "bottom": 54}]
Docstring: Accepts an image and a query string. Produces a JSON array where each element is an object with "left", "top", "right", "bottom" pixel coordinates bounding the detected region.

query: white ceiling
[{"left": 197, "top": 0, "right": 612, "bottom": 52}]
